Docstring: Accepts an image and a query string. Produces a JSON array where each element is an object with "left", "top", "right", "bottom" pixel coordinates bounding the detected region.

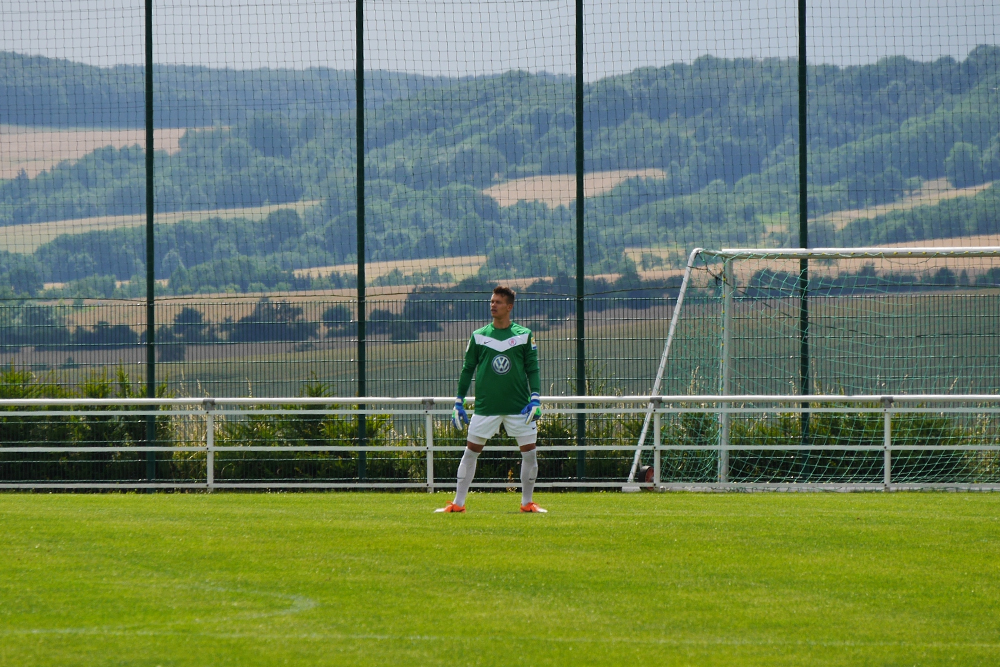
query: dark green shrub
[
  {"left": 214, "top": 382, "right": 395, "bottom": 481},
  {"left": 0, "top": 365, "right": 173, "bottom": 482}
]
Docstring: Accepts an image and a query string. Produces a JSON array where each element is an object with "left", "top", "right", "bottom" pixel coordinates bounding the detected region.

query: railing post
[
  {"left": 423, "top": 399, "right": 434, "bottom": 494},
  {"left": 653, "top": 399, "right": 661, "bottom": 489},
  {"left": 204, "top": 399, "right": 215, "bottom": 492},
  {"left": 883, "top": 396, "right": 893, "bottom": 490}
]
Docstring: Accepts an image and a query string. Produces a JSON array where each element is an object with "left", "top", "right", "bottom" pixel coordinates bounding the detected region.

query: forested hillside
[
  {"left": 1, "top": 47, "right": 999, "bottom": 297},
  {"left": 0, "top": 51, "right": 447, "bottom": 127}
]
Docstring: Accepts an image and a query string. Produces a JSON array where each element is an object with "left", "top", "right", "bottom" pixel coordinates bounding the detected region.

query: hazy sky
[{"left": 3, "top": 0, "right": 997, "bottom": 80}]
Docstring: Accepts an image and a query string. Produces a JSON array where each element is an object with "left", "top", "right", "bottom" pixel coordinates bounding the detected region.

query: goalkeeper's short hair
[{"left": 493, "top": 285, "right": 516, "bottom": 304}]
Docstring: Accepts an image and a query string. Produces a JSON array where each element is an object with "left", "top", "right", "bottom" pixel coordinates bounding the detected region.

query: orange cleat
[
  {"left": 435, "top": 502, "right": 466, "bottom": 513},
  {"left": 520, "top": 502, "right": 547, "bottom": 513}
]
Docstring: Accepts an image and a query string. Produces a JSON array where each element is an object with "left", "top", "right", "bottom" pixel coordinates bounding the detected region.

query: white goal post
[{"left": 626, "top": 245, "right": 1000, "bottom": 486}]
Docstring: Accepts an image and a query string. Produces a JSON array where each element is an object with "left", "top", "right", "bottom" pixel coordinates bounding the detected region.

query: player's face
[{"left": 490, "top": 294, "right": 513, "bottom": 320}]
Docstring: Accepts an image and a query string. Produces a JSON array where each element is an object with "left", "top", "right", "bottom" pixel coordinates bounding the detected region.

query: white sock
[
  {"left": 520, "top": 448, "right": 538, "bottom": 505},
  {"left": 454, "top": 448, "right": 480, "bottom": 507}
]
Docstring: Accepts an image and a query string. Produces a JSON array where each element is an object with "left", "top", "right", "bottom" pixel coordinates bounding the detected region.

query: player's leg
[
  {"left": 438, "top": 415, "right": 499, "bottom": 512},
  {"left": 503, "top": 416, "right": 546, "bottom": 512},
  {"left": 453, "top": 441, "right": 483, "bottom": 508},
  {"left": 519, "top": 443, "right": 540, "bottom": 508}
]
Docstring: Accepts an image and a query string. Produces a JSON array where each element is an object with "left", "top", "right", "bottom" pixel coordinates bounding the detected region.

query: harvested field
[
  {"left": 0, "top": 200, "right": 320, "bottom": 254},
  {"left": 38, "top": 289, "right": 415, "bottom": 330},
  {"left": 482, "top": 168, "right": 666, "bottom": 207},
  {"left": 0, "top": 124, "right": 196, "bottom": 180}
]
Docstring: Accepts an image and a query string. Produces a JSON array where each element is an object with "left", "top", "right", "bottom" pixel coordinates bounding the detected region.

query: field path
[{"left": 482, "top": 168, "right": 666, "bottom": 207}]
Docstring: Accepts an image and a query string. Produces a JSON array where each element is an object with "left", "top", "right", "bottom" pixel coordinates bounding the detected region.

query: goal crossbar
[{"left": 703, "top": 246, "right": 1000, "bottom": 260}]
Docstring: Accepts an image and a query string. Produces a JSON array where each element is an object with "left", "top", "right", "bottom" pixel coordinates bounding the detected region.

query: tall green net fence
[{"left": 1, "top": 1, "right": 1000, "bottom": 485}]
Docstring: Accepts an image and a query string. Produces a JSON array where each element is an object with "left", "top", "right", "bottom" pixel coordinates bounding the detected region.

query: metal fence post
[
  {"left": 574, "top": 0, "right": 587, "bottom": 483},
  {"left": 424, "top": 399, "right": 434, "bottom": 493},
  {"left": 653, "top": 404, "right": 661, "bottom": 489},
  {"left": 355, "top": 0, "right": 367, "bottom": 481},
  {"left": 883, "top": 396, "right": 893, "bottom": 490},
  {"left": 798, "top": 0, "right": 811, "bottom": 447},
  {"left": 143, "top": 0, "right": 157, "bottom": 483},
  {"left": 204, "top": 399, "right": 215, "bottom": 491}
]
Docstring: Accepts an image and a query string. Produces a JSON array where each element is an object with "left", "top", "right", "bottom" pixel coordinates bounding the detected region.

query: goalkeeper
[{"left": 436, "top": 285, "right": 545, "bottom": 513}]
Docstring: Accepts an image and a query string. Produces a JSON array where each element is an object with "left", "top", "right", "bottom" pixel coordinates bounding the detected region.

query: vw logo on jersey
[{"left": 491, "top": 354, "right": 511, "bottom": 375}]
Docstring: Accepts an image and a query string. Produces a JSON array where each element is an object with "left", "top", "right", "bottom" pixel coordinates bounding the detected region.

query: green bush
[
  {"left": 0, "top": 365, "right": 174, "bottom": 482},
  {"left": 213, "top": 382, "right": 398, "bottom": 481}
]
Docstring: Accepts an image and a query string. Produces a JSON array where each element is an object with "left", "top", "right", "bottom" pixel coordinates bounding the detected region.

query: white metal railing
[{"left": 1, "top": 394, "right": 999, "bottom": 491}]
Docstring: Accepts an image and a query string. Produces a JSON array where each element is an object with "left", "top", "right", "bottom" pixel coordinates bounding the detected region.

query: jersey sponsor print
[{"left": 491, "top": 354, "right": 511, "bottom": 375}]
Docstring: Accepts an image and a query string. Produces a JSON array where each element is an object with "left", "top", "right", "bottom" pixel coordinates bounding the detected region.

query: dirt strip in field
[{"left": 482, "top": 168, "right": 667, "bottom": 208}]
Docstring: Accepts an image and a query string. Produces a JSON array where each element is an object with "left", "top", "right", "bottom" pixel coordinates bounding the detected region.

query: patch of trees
[
  {"left": 0, "top": 250, "right": 43, "bottom": 296},
  {"left": 0, "top": 307, "right": 140, "bottom": 350},
  {"left": 157, "top": 300, "right": 322, "bottom": 361}
]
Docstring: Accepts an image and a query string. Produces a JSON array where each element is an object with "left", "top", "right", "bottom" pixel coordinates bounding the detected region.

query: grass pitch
[{"left": 1, "top": 493, "right": 998, "bottom": 666}]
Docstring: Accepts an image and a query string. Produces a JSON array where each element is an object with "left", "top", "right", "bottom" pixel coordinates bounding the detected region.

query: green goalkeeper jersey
[{"left": 457, "top": 322, "right": 541, "bottom": 416}]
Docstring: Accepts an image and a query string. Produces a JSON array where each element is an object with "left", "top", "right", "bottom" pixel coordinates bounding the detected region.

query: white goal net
[{"left": 627, "top": 246, "right": 1000, "bottom": 487}]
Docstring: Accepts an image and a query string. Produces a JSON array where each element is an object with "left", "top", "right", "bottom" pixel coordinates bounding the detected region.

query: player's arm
[
  {"left": 524, "top": 331, "right": 540, "bottom": 394},
  {"left": 452, "top": 335, "right": 478, "bottom": 428},
  {"left": 520, "top": 331, "right": 542, "bottom": 423}
]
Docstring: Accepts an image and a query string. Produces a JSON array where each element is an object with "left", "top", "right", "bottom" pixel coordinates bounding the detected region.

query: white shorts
[{"left": 467, "top": 414, "right": 538, "bottom": 446}]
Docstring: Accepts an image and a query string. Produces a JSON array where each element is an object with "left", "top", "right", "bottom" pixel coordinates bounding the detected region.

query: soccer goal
[{"left": 627, "top": 246, "right": 1000, "bottom": 487}]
